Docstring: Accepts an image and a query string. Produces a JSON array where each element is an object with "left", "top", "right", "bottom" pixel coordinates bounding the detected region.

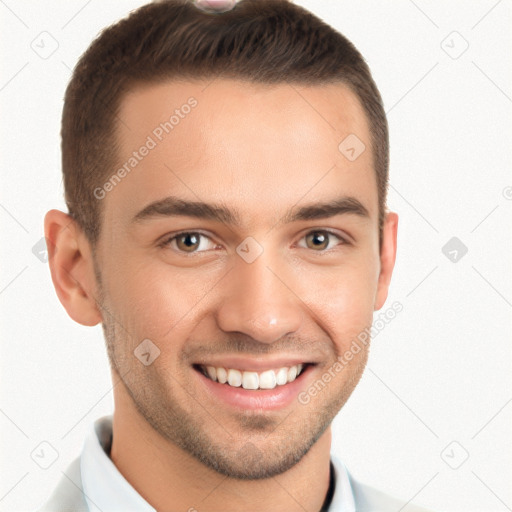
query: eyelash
[{"left": 159, "top": 229, "right": 350, "bottom": 254}]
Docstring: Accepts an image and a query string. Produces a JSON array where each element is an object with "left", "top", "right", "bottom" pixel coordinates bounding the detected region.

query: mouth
[
  {"left": 191, "top": 356, "right": 319, "bottom": 410},
  {"left": 193, "top": 362, "right": 314, "bottom": 391}
]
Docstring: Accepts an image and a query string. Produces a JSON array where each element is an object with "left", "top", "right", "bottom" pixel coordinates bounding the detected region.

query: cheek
[
  {"left": 292, "top": 258, "right": 378, "bottom": 352},
  {"left": 103, "top": 242, "right": 379, "bottom": 353},
  {"left": 105, "top": 259, "right": 222, "bottom": 341}
]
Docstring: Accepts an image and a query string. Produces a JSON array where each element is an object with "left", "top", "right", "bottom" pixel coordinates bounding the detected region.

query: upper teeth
[{"left": 201, "top": 364, "right": 305, "bottom": 390}]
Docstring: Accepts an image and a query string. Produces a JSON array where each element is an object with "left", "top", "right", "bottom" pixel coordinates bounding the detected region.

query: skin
[{"left": 45, "top": 78, "right": 398, "bottom": 512}]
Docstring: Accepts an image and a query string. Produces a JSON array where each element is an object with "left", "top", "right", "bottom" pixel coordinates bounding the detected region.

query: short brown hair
[{"left": 62, "top": 0, "right": 388, "bottom": 247}]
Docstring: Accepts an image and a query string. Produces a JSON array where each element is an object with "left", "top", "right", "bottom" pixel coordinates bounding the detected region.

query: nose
[{"left": 215, "top": 248, "right": 303, "bottom": 344}]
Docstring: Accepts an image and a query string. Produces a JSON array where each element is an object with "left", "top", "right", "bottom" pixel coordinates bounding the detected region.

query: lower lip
[{"left": 194, "top": 365, "right": 315, "bottom": 411}]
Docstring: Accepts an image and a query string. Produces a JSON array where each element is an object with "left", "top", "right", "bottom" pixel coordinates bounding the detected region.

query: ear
[
  {"left": 374, "top": 211, "right": 398, "bottom": 311},
  {"left": 44, "top": 209, "right": 103, "bottom": 326}
]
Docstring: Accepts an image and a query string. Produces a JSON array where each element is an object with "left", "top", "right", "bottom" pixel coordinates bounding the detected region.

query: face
[{"left": 91, "top": 78, "right": 395, "bottom": 479}]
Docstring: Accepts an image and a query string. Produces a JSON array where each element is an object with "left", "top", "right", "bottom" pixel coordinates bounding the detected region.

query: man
[{"left": 39, "top": 0, "right": 432, "bottom": 510}]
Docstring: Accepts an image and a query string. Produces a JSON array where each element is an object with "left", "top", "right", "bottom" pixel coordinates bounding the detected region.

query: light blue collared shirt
[{"left": 81, "top": 415, "right": 355, "bottom": 512}]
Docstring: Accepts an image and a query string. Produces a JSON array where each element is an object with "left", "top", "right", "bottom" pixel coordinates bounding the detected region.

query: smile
[{"left": 196, "top": 363, "right": 308, "bottom": 390}]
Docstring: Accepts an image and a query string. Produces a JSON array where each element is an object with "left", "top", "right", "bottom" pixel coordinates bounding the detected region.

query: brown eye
[
  {"left": 299, "top": 230, "right": 346, "bottom": 252},
  {"left": 175, "top": 232, "right": 201, "bottom": 252},
  {"left": 305, "top": 231, "right": 329, "bottom": 250},
  {"left": 161, "top": 231, "right": 219, "bottom": 255}
]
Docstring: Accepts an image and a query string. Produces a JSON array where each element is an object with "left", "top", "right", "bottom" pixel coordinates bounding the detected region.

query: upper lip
[{"left": 194, "top": 356, "right": 316, "bottom": 372}]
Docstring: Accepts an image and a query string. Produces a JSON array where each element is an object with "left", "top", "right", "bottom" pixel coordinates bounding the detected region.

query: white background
[{"left": 1, "top": 1, "right": 511, "bottom": 511}]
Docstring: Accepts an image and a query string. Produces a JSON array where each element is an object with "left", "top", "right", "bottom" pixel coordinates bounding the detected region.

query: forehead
[{"left": 107, "top": 78, "right": 376, "bottom": 231}]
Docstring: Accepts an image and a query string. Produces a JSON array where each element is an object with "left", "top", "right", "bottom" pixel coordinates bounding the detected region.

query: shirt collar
[
  {"left": 329, "top": 454, "right": 356, "bottom": 511},
  {"left": 80, "top": 415, "right": 156, "bottom": 512},
  {"left": 81, "top": 415, "right": 355, "bottom": 512}
]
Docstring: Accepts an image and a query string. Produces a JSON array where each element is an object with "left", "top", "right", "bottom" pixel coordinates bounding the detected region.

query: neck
[{"left": 110, "top": 379, "right": 333, "bottom": 512}]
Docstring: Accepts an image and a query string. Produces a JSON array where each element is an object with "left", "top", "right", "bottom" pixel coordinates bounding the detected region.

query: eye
[
  {"left": 297, "top": 230, "right": 348, "bottom": 251},
  {"left": 160, "top": 231, "right": 218, "bottom": 253},
  {"left": 160, "top": 229, "right": 348, "bottom": 255}
]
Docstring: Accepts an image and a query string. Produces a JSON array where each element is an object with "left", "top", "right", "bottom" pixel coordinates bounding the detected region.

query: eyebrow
[{"left": 131, "top": 195, "right": 369, "bottom": 226}]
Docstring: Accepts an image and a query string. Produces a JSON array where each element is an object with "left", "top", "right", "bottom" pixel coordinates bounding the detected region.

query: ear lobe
[
  {"left": 374, "top": 211, "right": 398, "bottom": 311},
  {"left": 44, "top": 209, "right": 103, "bottom": 326}
]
